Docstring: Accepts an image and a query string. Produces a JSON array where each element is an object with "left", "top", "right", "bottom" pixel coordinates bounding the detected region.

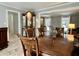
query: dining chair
[
  {"left": 20, "top": 37, "right": 37, "bottom": 56},
  {"left": 20, "top": 38, "right": 27, "bottom": 56},
  {"left": 38, "top": 27, "right": 44, "bottom": 37}
]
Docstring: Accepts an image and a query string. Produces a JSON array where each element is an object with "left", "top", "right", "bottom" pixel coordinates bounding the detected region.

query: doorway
[
  {"left": 6, "top": 10, "right": 21, "bottom": 41},
  {"left": 8, "top": 12, "right": 18, "bottom": 36}
]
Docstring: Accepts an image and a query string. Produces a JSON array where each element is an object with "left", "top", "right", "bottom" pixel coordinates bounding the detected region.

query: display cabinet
[{"left": 22, "top": 11, "right": 36, "bottom": 37}]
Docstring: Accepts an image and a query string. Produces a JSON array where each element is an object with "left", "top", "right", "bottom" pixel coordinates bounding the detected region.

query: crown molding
[
  {"left": 0, "top": 3, "right": 24, "bottom": 12},
  {"left": 40, "top": 15, "right": 51, "bottom": 17},
  {"left": 40, "top": 6, "right": 79, "bottom": 14},
  {"left": 35, "top": 2, "right": 74, "bottom": 12},
  {"left": 0, "top": 2, "right": 77, "bottom": 15}
]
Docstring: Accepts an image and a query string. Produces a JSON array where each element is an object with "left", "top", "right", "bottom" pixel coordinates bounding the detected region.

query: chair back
[
  {"left": 20, "top": 37, "right": 27, "bottom": 56},
  {"left": 26, "top": 28, "right": 34, "bottom": 37}
]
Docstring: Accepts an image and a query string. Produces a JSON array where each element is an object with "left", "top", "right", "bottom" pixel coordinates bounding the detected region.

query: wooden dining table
[
  {"left": 38, "top": 36, "right": 74, "bottom": 56},
  {"left": 20, "top": 36, "right": 74, "bottom": 56}
]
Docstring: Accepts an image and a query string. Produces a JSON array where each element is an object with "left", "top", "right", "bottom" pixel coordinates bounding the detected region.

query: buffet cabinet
[
  {"left": 0, "top": 27, "right": 8, "bottom": 50},
  {"left": 22, "top": 11, "right": 36, "bottom": 36}
]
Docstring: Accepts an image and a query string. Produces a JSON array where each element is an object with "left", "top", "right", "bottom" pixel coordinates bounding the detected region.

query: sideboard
[{"left": 0, "top": 27, "right": 8, "bottom": 50}]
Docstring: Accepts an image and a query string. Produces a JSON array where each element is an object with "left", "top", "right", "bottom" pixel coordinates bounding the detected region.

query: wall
[
  {"left": 44, "top": 17, "right": 51, "bottom": 26},
  {"left": 0, "top": 5, "right": 23, "bottom": 36},
  {"left": 0, "top": 5, "right": 22, "bottom": 27},
  {"left": 51, "top": 16, "right": 61, "bottom": 28},
  {"left": 43, "top": 16, "right": 61, "bottom": 36},
  {"left": 0, "top": 5, "right": 7, "bottom": 27},
  {"left": 70, "top": 14, "right": 79, "bottom": 28}
]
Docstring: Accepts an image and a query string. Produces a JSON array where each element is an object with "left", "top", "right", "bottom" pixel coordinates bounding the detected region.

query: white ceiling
[
  {"left": 41, "top": 6, "right": 79, "bottom": 16},
  {"left": 0, "top": 2, "right": 62, "bottom": 11},
  {"left": 40, "top": 2, "right": 79, "bottom": 16},
  {"left": 0, "top": 2, "right": 79, "bottom": 17}
]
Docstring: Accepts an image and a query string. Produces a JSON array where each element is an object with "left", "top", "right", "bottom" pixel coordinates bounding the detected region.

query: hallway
[{"left": 0, "top": 35, "right": 23, "bottom": 56}]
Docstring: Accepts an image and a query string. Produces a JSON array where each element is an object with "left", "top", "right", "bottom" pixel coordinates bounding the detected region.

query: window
[{"left": 61, "top": 16, "right": 70, "bottom": 34}]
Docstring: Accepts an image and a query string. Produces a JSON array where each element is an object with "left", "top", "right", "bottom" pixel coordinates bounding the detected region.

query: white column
[
  {"left": 22, "top": 16, "right": 26, "bottom": 36},
  {"left": 35, "top": 13, "right": 41, "bottom": 37},
  {"left": 18, "top": 12, "right": 22, "bottom": 35},
  {"left": 6, "top": 10, "right": 9, "bottom": 41}
]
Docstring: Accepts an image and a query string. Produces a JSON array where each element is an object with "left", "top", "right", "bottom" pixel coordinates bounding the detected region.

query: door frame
[{"left": 6, "top": 9, "right": 21, "bottom": 41}]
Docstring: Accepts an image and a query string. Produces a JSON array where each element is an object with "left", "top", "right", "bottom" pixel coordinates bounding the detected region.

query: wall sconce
[{"left": 68, "top": 24, "right": 75, "bottom": 34}]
